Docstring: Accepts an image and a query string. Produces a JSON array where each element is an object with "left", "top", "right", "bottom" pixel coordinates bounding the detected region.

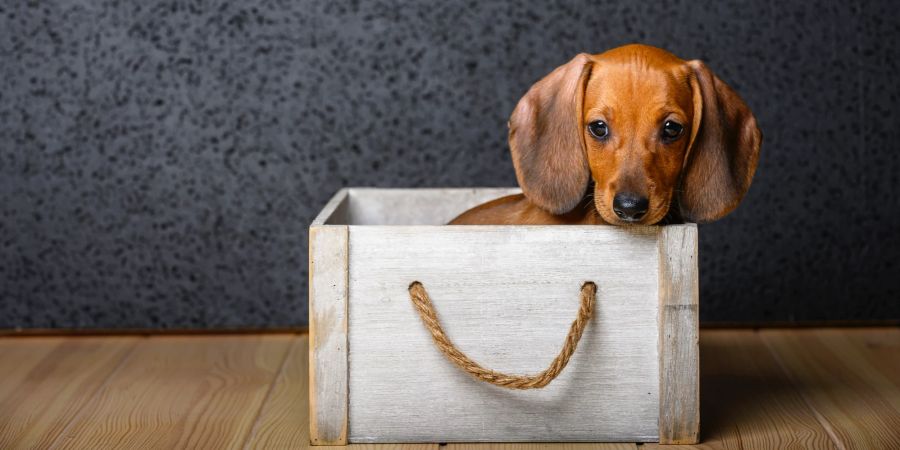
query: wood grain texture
[
  {"left": 309, "top": 224, "right": 350, "bottom": 445},
  {"left": 342, "top": 187, "right": 521, "bottom": 225},
  {"left": 244, "top": 335, "right": 310, "bottom": 449},
  {"left": 348, "top": 225, "right": 664, "bottom": 442},
  {"left": 0, "top": 336, "right": 137, "bottom": 449},
  {"left": 839, "top": 327, "right": 900, "bottom": 384},
  {"left": 313, "top": 188, "right": 350, "bottom": 225},
  {"left": 0, "top": 337, "right": 64, "bottom": 401},
  {"left": 761, "top": 328, "right": 900, "bottom": 449},
  {"left": 445, "top": 443, "right": 638, "bottom": 449},
  {"left": 252, "top": 334, "right": 440, "bottom": 450},
  {"left": 657, "top": 225, "right": 700, "bottom": 444},
  {"left": 319, "top": 445, "right": 440, "bottom": 450},
  {"left": 649, "top": 330, "right": 837, "bottom": 450},
  {"left": 0, "top": 337, "right": 72, "bottom": 448},
  {"left": 1, "top": 330, "right": 899, "bottom": 449},
  {"left": 331, "top": 445, "right": 440, "bottom": 450},
  {"left": 49, "top": 335, "right": 292, "bottom": 450}
]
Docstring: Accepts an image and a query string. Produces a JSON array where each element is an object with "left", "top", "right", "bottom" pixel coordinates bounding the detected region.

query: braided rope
[{"left": 407, "top": 281, "right": 596, "bottom": 389}]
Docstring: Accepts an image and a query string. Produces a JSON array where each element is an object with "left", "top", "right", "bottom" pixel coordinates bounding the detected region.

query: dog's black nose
[{"left": 613, "top": 193, "right": 649, "bottom": 221}]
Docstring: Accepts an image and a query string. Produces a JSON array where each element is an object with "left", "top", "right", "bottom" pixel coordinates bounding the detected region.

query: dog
[{"left": 450, "top": 44, "right": 761, "bottom": 225}]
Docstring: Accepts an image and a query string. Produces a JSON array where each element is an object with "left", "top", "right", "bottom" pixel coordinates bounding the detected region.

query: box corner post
[
  {"left": 309, "top": 225, "right": 350, "bottom": 445},
  {"left": 657, "top": 225, "right": 700, "bottom": 444}
]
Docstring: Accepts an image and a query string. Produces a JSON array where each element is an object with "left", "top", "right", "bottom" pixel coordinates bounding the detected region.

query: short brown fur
[{"left": 450, "top": 44, "right": 761, "bottom": 225}]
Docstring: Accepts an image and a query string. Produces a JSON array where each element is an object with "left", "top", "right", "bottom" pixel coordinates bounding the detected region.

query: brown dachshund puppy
[{"left": 450, "top": 44, "right": 761, "bottom": 225}]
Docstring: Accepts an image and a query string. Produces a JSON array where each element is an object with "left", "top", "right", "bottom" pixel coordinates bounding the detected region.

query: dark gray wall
[{"left": 2, "top": 1, "right": 898, "bottom": 329}]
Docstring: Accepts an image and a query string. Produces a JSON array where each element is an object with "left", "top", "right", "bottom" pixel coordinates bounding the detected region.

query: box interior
[{"left": 318, "top": 187, "right": 521, "bottom": 225}]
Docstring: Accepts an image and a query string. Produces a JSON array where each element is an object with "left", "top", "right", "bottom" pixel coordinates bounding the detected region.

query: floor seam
[
  {"left": 759, "top": 331, "right": 846, "bottom": 450},
  {"left": 240, "top": 335, "right": 296, "bottom": 450},
  {"left": 45, "top": 336, "right": 144, "bottom": 450}
]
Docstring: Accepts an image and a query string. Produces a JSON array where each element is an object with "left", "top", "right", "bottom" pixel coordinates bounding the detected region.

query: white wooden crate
[{"left": 309, "top": 188, "right": 699, "bottom": 445}]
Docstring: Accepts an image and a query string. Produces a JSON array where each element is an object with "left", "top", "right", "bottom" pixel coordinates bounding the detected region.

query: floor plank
[
  {"left": 48, "top": 334, "right": 292, "bottom": 450},
  {"left": 761, "top": 328, "right": 900, "bottom": 449},
  {"left": 645, "top": 329, "right": 836, "bottom": 450},
  {"left": 322, "top": 445, "right": 440, "bottom": 450},
  {"left": 444, "top": 443, "right": 636, "bottom": 449},
  {"left": 0, "top": 336, "right": 137, "bottom": 449},
  {"left": 0, "top": 329, "right": 897, "bottom": 449},
  {"left": 0, "top": 337, "right": 64, "bottom": 402},
  {"left": 245, "top": 334, "right": 438, "bottom": 450},
  {"left": 838, "top": 327, "right": 900, "bottom": 389},
  {"left": 243, "top": 335, "right": 311, "bottom": 449}
]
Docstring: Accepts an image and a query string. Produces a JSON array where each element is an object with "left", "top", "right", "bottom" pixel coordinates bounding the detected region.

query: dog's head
[{"left": 509, "top": 44, "right": 761, "bottom": 224}]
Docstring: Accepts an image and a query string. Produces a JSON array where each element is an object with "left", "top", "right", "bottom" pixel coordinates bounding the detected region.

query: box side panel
[
  {"left": 346, "top": 187, "right": 521, "bottom": 225},
  {"left": 658, "top": 225, "right": 700, "bottom": 444},
  {"left": 348, "top": 225, "right": 660, "bottom": 442},
  {"left": 308, "top": 225, "right": 349, "bottom": 445}
]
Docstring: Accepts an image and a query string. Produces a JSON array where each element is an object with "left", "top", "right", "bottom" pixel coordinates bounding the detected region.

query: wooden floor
[{"left": 0, "top": 329, "right": 897, "bottom": 449}]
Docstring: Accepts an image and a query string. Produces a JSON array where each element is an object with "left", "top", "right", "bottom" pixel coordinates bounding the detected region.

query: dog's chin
[
  {"left": 638, "top": 206, "right": 670, "bottom": 226},
  {"left": 593, "top": 201, "right": 669, "bottom": 226},
  {"left": 602, "top": 215, "right": 657, "bottom": 226}
]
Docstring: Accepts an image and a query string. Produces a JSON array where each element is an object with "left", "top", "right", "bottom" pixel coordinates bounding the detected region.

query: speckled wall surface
[{"left": 1, "top": 1, "right": 898, "bottom": 329}]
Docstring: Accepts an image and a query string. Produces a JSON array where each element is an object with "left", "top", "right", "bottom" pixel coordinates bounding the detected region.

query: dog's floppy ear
[
  {"left": 679, "top": 60, "right": 762, "bottom": 223},
  {"left": 509, "top": 53, "right": 594, "bottom": 215}
]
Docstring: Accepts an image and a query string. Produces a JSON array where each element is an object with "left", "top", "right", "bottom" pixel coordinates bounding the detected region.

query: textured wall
[{"left": 1, "top": 1, "right": 898, "bottom": 329}]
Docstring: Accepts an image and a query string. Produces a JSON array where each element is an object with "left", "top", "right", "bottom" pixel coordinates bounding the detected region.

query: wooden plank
[
  {"left": 336, "top": 445, "right": 439, "bottom": 450},
  {"left": 836, "top": 327, "right": 900, "bottom": 389},
  {"left": 648, "top": 330, "right": 836, "bottom": 449},
  {"left": 320, "top": 445, "right": 439, "bottom": 450},
  {"left": 348, "top": 225, "right": 663, "bottom": 442},
  {"left": 244, "top": 335, "right": 311, "bottom": 449},
  {"left": 313, "top": 187, "right": 522, "bottom": 226},
  {"left": 305, "top": 442, "right": 631, "bottom": 449},
  {"left": 0, "top": 329, "right": 893, "bottom": 449},
  {"left": 657, "top": 225, "right": 699, "bottom": 444},
  {"left": 313, "top": 188, "right": 350, "bottom": 225},
  {"left": 0, "top": 337, "right": 67, "bottom": 447},
  {"left": 249, "top": 334, "right": 439, "bottom": 450},
  {"left": 344, "top": 187, "right": 521, "bottom": 225},
  {"left": 761, "top": 328, "right": 900, "bottom": 448},
  {"left": 309, "top": 224, "right": 350, "bottom": 445},
  {"left": 811, "top": 328, "right": 900, "bottom": 411},
  {"left": 445, "top": 443, "right": 637, "bottom": 449},
  {"left": 0, "top": 337, "right": 64, "bottom": 401},
  {"left": 49, "top": 334, "right": 292, "bottom": 450},
  {"left": 0, "top": 336, "right": 137, "bottom": 449}
]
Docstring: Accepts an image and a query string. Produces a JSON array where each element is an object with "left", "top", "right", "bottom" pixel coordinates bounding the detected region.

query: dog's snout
[{"left": 612, "top": 192, "right": 649, "bottom": 221}]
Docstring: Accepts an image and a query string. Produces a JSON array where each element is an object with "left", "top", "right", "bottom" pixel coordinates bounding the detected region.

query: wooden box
[{"left": 309, "top": 188, "right": 699, "bottom": 445}]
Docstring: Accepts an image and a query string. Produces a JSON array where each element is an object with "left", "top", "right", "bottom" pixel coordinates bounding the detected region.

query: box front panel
[{"left": 348, "top": 225, "right": 660, "bottom": 442}]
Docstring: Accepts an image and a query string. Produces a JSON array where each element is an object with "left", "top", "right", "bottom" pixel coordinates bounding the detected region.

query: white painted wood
[
  {"left": 310, "top": 188, "right": 700, "bottom": 443},
  {"left": 308, "top": 224, "right": 349, "bottom": 445},
  {"left": 311, "top": 188, "right": 350, "bottom": 225},
  {"left": 347, "top": 225, "right": 663, "bottom": 442},
  {"left": 658, "top": 225, "right": 700, "bottom": 444},
  {"left": 343, "top": 187, "right": 521, "bottom": 225}
]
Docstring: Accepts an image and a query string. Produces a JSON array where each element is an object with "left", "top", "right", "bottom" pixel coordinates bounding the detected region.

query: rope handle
[{"left": 407, "top": 281, "right": 596, "bottom": 389}]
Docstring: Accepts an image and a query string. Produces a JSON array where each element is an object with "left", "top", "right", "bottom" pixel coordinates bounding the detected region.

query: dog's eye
[
  {"left": 587, "top": 120, "right": 609, "bottom": 139},
  {"left": 662, "top": 121, "right": 684, "bottom": 141}
]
